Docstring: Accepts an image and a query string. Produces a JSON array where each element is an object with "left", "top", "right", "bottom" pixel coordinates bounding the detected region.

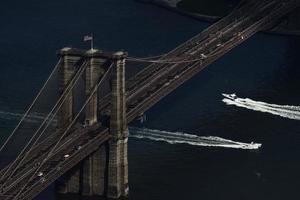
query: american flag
[{"left": 83, "top": 35, "right": 93, "bottom": 41}]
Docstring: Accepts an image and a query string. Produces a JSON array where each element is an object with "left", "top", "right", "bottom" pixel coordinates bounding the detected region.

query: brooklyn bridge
[{"left": 0, "top": 0, "right": 299, "bottom": 199}]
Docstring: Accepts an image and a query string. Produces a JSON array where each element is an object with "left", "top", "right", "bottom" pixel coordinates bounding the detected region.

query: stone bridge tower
[{"left": 56, "top": 48, "right": 129, "bottom": 199}]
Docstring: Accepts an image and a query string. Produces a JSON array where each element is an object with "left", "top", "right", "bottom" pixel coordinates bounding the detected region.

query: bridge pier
[
  {"left": 56, "top": 48, "right": 83, "bottom": 194},
  {"left": 56, "top": 166, "right": 81, "bottom": 194},
  {"left": 107, "top": 52, "right": 129, "bottom": 198},
  {"left": 82, "top": 144, "right": 108, "bottom": 196},
  {"left": 84, "top": 50, "right": 106, "bottom": 125},
  {"left": 55, "top": 48, "right": 128, "bottom": 199},
  {"left": 81, "top": 50, "right": 108, "bottom": 196},
  {"left": 58, "top": 47, "right": 83, "bottom": 129}
]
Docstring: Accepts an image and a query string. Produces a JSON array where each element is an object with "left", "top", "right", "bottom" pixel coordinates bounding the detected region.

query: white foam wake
[
  {"left": 222, "top": 93, "right": 300, "bottom": 120},
  {"left": 128, "top": 127, "right": 261, "bottom": 150},
  {"left": 0, "top": 110, "right": 56, "bottom": 123}
]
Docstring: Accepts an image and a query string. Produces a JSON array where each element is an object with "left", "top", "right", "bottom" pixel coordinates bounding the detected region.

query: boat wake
[
  {"left": 222, "top": 93, "right": 300, "bottom": 120},
  {"left": 128, "top": 127, "right": 261, "bottom": 150},
  {"left": 0, "top": 110, "right": 262, "bottom": 150},
  {"left": 0, "top": 110, "right": 56, "bottom": 123}
]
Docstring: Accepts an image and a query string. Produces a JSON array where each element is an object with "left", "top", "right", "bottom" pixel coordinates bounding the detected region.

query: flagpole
[
  {"left": 91, "top": 33, "right": 94, "bottom": 50},
  {"left": 84, "top": 34, "right": 94, "bottom": 50}
]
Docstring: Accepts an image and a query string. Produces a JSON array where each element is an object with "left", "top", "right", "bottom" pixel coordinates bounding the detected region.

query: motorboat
[{"left": 222, "top": 93, "right": 237, "bottom": 100}]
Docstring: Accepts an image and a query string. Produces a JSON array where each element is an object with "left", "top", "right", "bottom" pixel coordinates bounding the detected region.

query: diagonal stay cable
[
  {"left": 0, "top": 59, "right": 62, "bottom": 154},
  {"left": 13, "top": 63, "right": 114, "bottom": 200},
  {"left": 1, "top": 60, "right": 88, "bottom": 183},
  {"left": 0, "top": 60, "right": 88, "bottom": 184}
]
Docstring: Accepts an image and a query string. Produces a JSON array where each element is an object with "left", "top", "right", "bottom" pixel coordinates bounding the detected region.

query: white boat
[{"left": 222, "top": 93, "right": 237, "bottom": 100}]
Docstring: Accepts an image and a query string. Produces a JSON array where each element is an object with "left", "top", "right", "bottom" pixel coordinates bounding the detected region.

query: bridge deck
[{"left": 1, "top": 0, "right": 299, "bottom": 199}]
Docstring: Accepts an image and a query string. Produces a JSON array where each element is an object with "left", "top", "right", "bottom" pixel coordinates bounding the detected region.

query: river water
[{"left": 0, "top": 0, "right": 300, "bottom": 199}]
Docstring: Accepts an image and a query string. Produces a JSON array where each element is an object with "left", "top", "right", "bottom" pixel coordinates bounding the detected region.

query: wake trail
[
  {"left": 0, "top": 110, "right": 262, "bottom": 150},
  {"left": 0, "top": 110, "right": 56, "bottom": 123},
  {"left": 222, "top": 94, "right": 300, "bottom": 121},
  {"left": 128, "top": 127, "right": 261, "bottom": 150}
]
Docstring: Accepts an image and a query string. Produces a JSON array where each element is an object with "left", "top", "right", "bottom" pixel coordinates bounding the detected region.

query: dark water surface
[
  {"left": 178, "top": 0, "right": 241, "bottom": 17},
  {"left": 0, "top": 0, "right": 300, "bottom": 200}
]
